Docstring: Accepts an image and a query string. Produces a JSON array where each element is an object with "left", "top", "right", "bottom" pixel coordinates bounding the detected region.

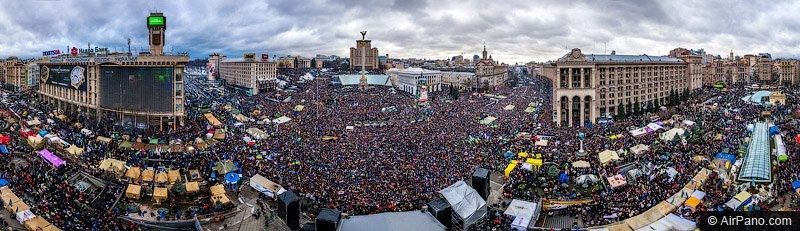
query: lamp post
[{"left": 576, "top": 132, "right": 586, "bottom": 156}]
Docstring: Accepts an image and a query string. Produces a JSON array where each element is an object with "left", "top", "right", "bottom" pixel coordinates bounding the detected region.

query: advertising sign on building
[
  {"left": 40, "top": 65, "right": 88, "bottom": 91},
  {"left": 42, "top": 50, "right": 61, "bottom": 56}
]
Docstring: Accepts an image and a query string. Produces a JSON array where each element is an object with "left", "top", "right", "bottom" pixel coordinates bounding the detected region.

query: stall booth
[
  {"left": 153, "top": 187, "right": 168, "bottom": 203},
  {"left": 126, "top": 184, "right": 142, "bottom": 199}
]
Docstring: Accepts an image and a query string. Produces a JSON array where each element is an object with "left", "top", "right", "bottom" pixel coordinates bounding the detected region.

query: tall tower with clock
[{"left": 147, "top": 12, "right": 166, "bottom": 56}]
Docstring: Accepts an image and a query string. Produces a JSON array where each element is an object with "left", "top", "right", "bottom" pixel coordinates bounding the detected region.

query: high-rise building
[
  {"left": 218, "top": 53, "right": 277, "bottom": 95},
  {"left": 543, "top": 48, "right": 688, "bottom": 127},
  {"left": 349, "top": 33, "right": 379, "bottom": 70}
]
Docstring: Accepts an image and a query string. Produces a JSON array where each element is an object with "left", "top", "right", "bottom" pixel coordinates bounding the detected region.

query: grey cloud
[{"left": 0, "top": 0, "right": 799, "bottom": 63}]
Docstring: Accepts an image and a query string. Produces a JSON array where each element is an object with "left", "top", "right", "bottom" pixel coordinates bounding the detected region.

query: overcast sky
[{"left": 1, "top": 0, "right": 799, "bottom": 64}]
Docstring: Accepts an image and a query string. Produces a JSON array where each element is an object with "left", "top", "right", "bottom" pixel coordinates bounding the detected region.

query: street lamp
[{"left": 576, "top": 132, "right": 586, "bottom": 156}]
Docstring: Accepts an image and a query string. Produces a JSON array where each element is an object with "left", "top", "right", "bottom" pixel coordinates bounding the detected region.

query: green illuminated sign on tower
[{"left": 148, "top": 15, "right": 165, "bottom": 27}]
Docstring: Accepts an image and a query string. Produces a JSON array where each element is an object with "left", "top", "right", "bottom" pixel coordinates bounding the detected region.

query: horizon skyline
[{"left": 1, "top": 0, "right": 799, "bottom": 63}]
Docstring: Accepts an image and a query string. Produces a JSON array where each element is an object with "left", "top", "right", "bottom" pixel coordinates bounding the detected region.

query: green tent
[{"left": 778, "top": 154, "right": 788, "bottom": 162}]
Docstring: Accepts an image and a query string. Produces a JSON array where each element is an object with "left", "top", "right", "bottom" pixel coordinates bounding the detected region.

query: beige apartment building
[
  {"left": 543, "top": 48, "right": 688, "bottom": 127},
  {"left": 757, "top": 55, "right": 773, "bottom": 81},
  {"left": 3, "top": 57, "right": 29, "bottom": 91},
  {"left": 779, "top": 59, "right": 799, "bottom": 85},
  {"left": 668, "top": 49, "right": 703, "bottom": 90},
  {"left": 218, "top": 54, "right": 277, "bottom": 95}
]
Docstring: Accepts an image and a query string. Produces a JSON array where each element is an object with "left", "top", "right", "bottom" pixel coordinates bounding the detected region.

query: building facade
[
  {"left": 37, "top": 12, "right": 188, "bottom": 130},
  {"left": 26, "top": 61, "right": 41, "bottom": 89},
  {"left": 668, "top": 48, "right": 703, "bottom": 90},
  {"left": 475, "top": 46, "right": 508, "bottom": 91},
  {"left": 779, "top": 59, "right": 799, "bottom": 85},
  {"left": 3, "top": 57, "right": 29, "bottom": 91},
  {"left": 544, "top": 48, "right": 688, "bottom": 127},
  {"left": 441, "top": 71, "right": 476, "bottom": 91},
  {"left": 349, "top": 35, "right": 379, "bottom": 70},
  {"left": 395, "top": 68, "right": 442, "bottom": 96},
  {"left": 218, "top": 54, "right": 277, "bottom": 95},
  {"left": 757, "top": 54, "right": 773, "bottom": 82}
]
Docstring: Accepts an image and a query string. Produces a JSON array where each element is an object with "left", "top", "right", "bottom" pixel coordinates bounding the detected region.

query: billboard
[
  {"left": 99, "top": 67, "right": 174, "bottom": 113},
  {"left": 148, "top": 15, "right": 165, "bottom": 27},
  {"left": 40, "top": 65, "right": 87, "bottom": 91}
]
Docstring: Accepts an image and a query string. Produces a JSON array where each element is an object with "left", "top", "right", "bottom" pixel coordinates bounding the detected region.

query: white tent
[
  {"left": 683, "top": 120, "right": 696, "bottom": 126},
  {"left": 249, "top": 174, "right": 286, "bottom": 198},
  {"left": 337, "top": 211, "right": 445, "bottom": 231},
  {"left": 634, "top": 214, "right": 696, "bottom": 231},
  {"left": 630, "top": 144, "right": 650, "bottom": 155},
  {"left": 598, "top": 150, "right": 620, "bottom": 164},
  {"left": 15, "top": 210, "right": 35, "bottom": 223},
  {"left": 576, "top": 174, "right": 600, "bottom": 184},
  {"left": 273, "top": 116, "right": 292, "bottom": 124},
  {"left": 439, "top": 181, "right": 487, "bottom": 228},
  {"left": 572, "top": 160, "right": 591, "bottom": 168},
  {"left": 246, "top": 127, "right": 268, "bottom": 140},
  {"left": 503, "top": 199, "right": 538, "bottom": 224},
  {"left": 660, "top": 128, "right": 686, "bottom": 141}
]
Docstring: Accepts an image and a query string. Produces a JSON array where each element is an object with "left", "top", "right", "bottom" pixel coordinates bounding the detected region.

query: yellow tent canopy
[
  {"left": 598, "top": 150, "right": 621, "bottom": 164},
  {"left": 504, "top": 161, "right": 519, "bottom": 178},
  {"left": 125, "top": 184, "right": 141, "bottom": 199},
  {"left": 685, "top": 197, "right": 701, "bottom": 210},
  {"left": 153, "top": 187, "right": 168, "bottom": 203},
  {"left": 66, "top": 145, "right": 84, "bottom": 156},
  {"left": 99, "top": 158, "right": 127, "bottom": 174},
  {"left": 186, "top": 182, "right": 200, "bottom": 193},
  {"left": 155, "top": 172, "right": 168, "bottom": 184},
  {"left": 525, "top": 158, "right": 543, "bottom": 167},
  {"left": 211, "top": 194, "right": 231, "bottom": 205},
  {"left": 141, "top": 169, "right": 155, "bottom": 182},
  {"left": 126, "top": 167, "right": 141, "bottom": 180},
  {"left": 210, "top": 184, "right": 226, "bottom": 196},
  {"left": 167, "top": 170, "right": 181, "bottom": 184},
  {"left": 294, "top": 105, "right": 305, "bottom": 112},
  {"left": 517, "top": 152, "right": 529, "bottom": 158}
]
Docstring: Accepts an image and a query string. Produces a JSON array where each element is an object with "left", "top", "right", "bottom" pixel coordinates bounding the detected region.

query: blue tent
[
  {"left": 792, "top": 180, "right": 800, "bottom": 190},
  {"left": 503, "top": 151, "right": 514, "bottom": 161},
  {"left": 715, "top": 153, "right": 736, "bottom": 163},
  {"left": 38, "top": 130, "right": 48, "bottom": 137},
  {"left": 558, "top": 172, "right": 569, "bottom": 184},
  {"left": 225, "top": 172, "right": 240, "bottom": 184},
  {"left": 0, "top": 145, "right": 8, "bottom": 154},
  {"left": 770, "top": 125, "right": 779, "bottom": 136},
  {"left": 0, "top": 179, "right": 8, "bottom": 187}
]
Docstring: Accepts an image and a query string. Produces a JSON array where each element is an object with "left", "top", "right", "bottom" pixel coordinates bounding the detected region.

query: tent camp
[
  {"left": 629, "top": 144, "right": 650, "bottom": 155},
  {"left": 572, "top": 160, "right": 591, "bottom": 168},
  {"left": 273, "top": 116, "right": 292, "bottom": 124},
  {"left": 141, "top": 168, "right": 155, "bottom": 182},
  {"left": 126, "top": 167, "right": 141, "bottom": 180},
  {"left": 155, "top": 172, "right": 168, "bottom": 184},
  {"left": 153, "top": 187, "right": 168, "bottom": 203},
  {"left": 186, "top": 182, "right": 200, "bottom": 193},
  {"left": 607, "top": 174, "right": 627, "bottom": 188},
  {"left": 214, "top": 160, "right": 238, "bottom": 174},
  {"left": 246, "top": 128, "right": 268, "bottom": 140},
  {"left": 503, "top": 199, "right": 540, "bottom": 230},
  {"left": 504, "top": 105, "right": 516, "bottom": 111},
  {"left": 65, "top": 145, "right": 84, "bottom": 156},
  {"left": 439, "top": 181, "right": 487, "bottom": 229},
  {"left": 204, "top": 113, "right": 223, "bottom": 127},
  {"left": 479, "top": 116, "right": 497, "bottom": 125},
  {"left": 660, "top": 128, "right": 686, "bottom": 141},
  {"left": 293, "top": 105, "right": 305, "bottom": 112},
  {"left": 249, "top": 174, "right": 286, "bottom": 198},
  {"left": 96, "top": 136, "right": 112, "bottom": 143},
  {"left": 98, "top": 158, "right": 127, "bottom": 175},
  {"left": 598, "top": 150, "right": 621, "bottom": 164},
  {"left": 167, "top": 170, "right": 180, "bottom": 184},
  {"left": 37, "top": 149, "right": 65, "bottom": 167},
  {"left": 337, "top": 211, "right": 445, "bottom": 231},
  {"left": 125, "top": 184, "right": 141, "bottom": 199}
]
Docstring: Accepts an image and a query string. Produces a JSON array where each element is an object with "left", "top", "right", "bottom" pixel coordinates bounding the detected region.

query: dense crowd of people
[{"left": 0, "top": 68, "right": 798, "bottom": 230}]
